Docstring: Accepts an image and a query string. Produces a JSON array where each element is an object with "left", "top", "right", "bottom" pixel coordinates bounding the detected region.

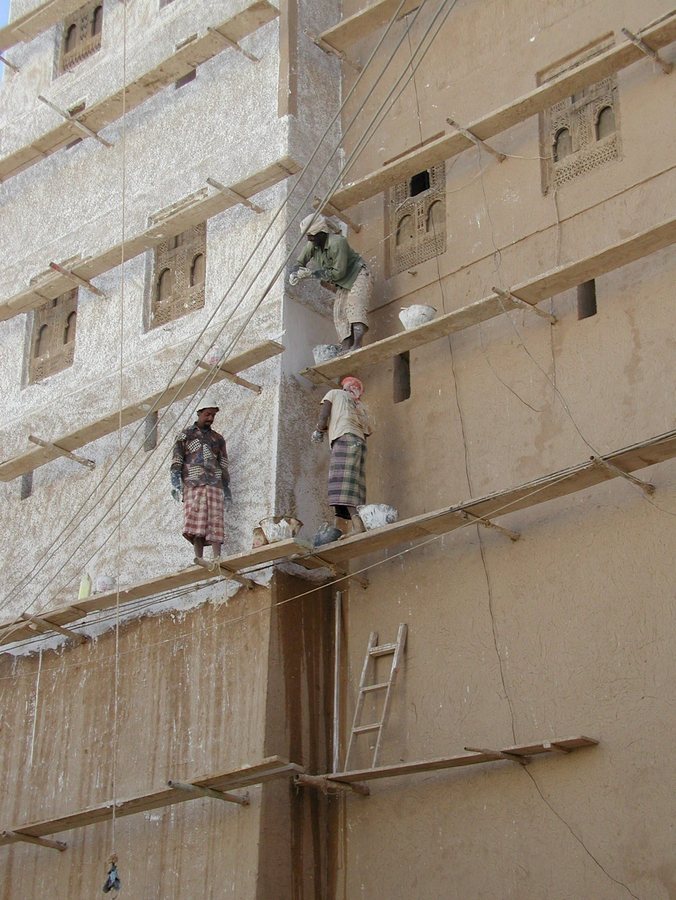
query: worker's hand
[
  {"left": 311, "top": 430, "right": 325, "bottom": 444},
  {"left": 311, "top": 268, "right": 329, "bottom": 280},
  {"left": 171, "top": 487, "right": 182, "bottom": 503},
  {"left": 289, "top": 266, "right": 311, "bottom": 286},
  {"left": 223, "top": 484, "right": 233, "bottom": 509}
]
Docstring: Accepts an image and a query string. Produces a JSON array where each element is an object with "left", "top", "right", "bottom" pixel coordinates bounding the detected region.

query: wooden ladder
[{"left": 344, "top": 624, "right": 408, "bottom": 770}]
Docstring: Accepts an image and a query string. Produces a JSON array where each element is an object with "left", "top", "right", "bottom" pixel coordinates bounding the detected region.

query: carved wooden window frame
[
  {"left": 58, "top": 0, "right": 104, "bottom": 74},
  {"left": 385, "top": 162, "right": 446, "bottom": 277},
  {"left": 28, "top": 290, "right": 78, "bottom": 384},
  {"left": 148, "top": 223, "right": 207, "bottom": 329},
  {"left": 538, "top": 37, "right": 621, "bottom": 194}
]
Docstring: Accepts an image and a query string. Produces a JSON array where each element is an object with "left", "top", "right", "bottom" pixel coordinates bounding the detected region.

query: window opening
[
  {"left": 553, "top": 127, "right": 572, "bottom": 161},
  {"left": 144, "top": 411, "right": 159, "bottom": 452},
  {"left": 65, "top": 23, "right": 77, "bottom": 53},
  {"left": 175, "top": 69, "right": 196, "bottom": 89},
  {"left": 28, "top": 289, "right": 78, "bottom": 383},
  {"left": 190, "top": 253, "right": 205, "bottom": 286},
  {"left": 35, "top": 324, "right": 49, "bottom": 358},
  {"left": 577, "top": 280, "right": 597, "bottom": 319},
  {"left": 149, "top": 223, "right": 207, "bottom": 328},
  {"left": 64, "top": 311, "right": 77, "bottom": 344},
  {"left": 59, "top": 1, "right": 104, "bottom": 73},
  {"left": 393, "top": 352, "right": 411, "bottom": 403},
  {"left": 20, "top": 472, "right": 33, "bottom": 501},
  {"left": 92, "top": 5, "right": 103, "bottom": 36},
  {"left": 409, "top": 170, "right": 431, "bottom": 196},
  {"left": 596, "top": 106, "right": 615, "bottom": 139}
]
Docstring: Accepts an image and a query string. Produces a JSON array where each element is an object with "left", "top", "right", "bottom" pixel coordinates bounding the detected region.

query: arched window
[
  {"left": 64, "top": 311, "right": 77, "bottom": 344},
  {"left": 596, "top": 106, "right": 615, "bottom": 140},
  {"left": 395, "top": 215, "right": 415, "bottom": 246},
  {"left": 157, "top": 268, "right": 173, "bottom": 302},
  {"left": 426, "top": 201, "right": 444, "bottom": 234},
  {"left": 92, "top": 5, "right": 103, "bottom": 37},
  {"left": 553, "top": 127, "right": 572, "bottom": 162},
  {"left": 190, "top": 253, "right": 205, "bottom": 286},
  {"left": 35, "top": 324, "right": 49, "bottom": 358},
  {"left": 65, "top": 23, "right": 78, "bottom": 53}
]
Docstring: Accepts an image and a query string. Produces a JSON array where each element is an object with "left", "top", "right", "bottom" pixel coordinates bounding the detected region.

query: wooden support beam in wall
[
  {"left": 299, "top": 216, "right": 676, "bottom": 384},
  {"left": 0, "top": 155, "right": 300, "bottom": 321},
  {"left": 326, "top": 11, "right": 676, "bottom": 211},
  {"left": 0, "top": 1, "right": 280, "bottom": 184}
]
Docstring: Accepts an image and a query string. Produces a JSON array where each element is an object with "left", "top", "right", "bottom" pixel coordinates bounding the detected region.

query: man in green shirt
[{"left": 289, "top": 214, "right": 372, "bottom": 352}]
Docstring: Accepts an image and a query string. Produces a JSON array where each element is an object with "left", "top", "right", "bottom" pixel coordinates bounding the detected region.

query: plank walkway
[
  {"left": 0, "top": 757, "right": 303, "bottom": 850},
  {"left": 0, "top": 2, "right": 279, "bottom": 183},
  {"left": 300, "top": 217, "right": 676, "bottom": 384},
  {"left": 325, "top": 11, "right": 676, "bottom": 211},
  {"left": 0, "top": 341, "right": 284, "bottom": 482},
  {"left": 0, "top": 154, "right": 299, "bottom": 322}
]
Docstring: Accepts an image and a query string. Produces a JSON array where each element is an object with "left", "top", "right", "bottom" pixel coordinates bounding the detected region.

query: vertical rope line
[
  {"left": 28, "top": 648, "right": 43, "bottom": 768},
  {"left": 111, "top": 0, "right": 129, "bottom": 860}
]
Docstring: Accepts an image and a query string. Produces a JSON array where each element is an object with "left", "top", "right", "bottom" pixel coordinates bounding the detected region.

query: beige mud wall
[{"left": 325, "top": 0, "right": 676, "bottom": 897}]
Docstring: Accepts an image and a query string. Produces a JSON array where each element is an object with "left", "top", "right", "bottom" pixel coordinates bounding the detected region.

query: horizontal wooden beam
[
  {"left": 300, "top": 217, "right": 676, "bottom": 384},
  {"left": 0, "top": 153, "right": 300, "bottom": 322},
  {"left": 0, "top": 340, "right": 284, "bottom": 482},
  {"left": 21, "top": 613, "right": 88, "bottom": 645},
  {"left": 0, "top": 757, "right": 303, "bottom": 845},
  {"left": 0, "top": 830, "right": 67, "bottom": 852},
  {"left": 27, "top": 434, "right": 96, "bottom": 470},
  {"left": 328, "top": 12, "right": 676, "bottom": 211},
  {"left": 0, "top": 536, "right": 311, "bottom": 648},
  {"left": 0, "top": 0, "right": 86, "bottom": 53},
  {"left": 291, "top": 427, "right": 676, "bottom": 565},
  {"left": 167, "top": 780, "right": 250, "bottom": 805},
  {"left": 319, "top": 0, "right": 423, "bottom": 55},
  {"left": 0, "top": 2, "right": 280, "bottom": 183},
  {"left": 326, "top": 736, "right": 597, "bottom": 784}
]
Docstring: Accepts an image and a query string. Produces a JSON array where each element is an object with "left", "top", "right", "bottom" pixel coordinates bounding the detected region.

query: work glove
[
  {"left": 311, "top": 430, "right": 325, "bottom": 444},
  {"left": 289, "top": 266, "right": 311, "bottom": 286},
  {"left": 223, "top": 483, "right": 233, "bottom": 509},
  {"left": 171, "top": 487, "right": 182, "bottom": 503}
]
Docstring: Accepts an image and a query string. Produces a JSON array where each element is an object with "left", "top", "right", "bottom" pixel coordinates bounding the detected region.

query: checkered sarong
[
  {"left": 182, "top": 484, "right": 224, "bottom": 544},
  {"left": 328, "top": 434, "right": 367, "bottom": 508}
]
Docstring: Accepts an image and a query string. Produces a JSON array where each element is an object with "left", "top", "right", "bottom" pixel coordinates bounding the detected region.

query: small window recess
[
  {"left": 409, "top": 170, "right": 431, "bottom": 196},
  {"left": 175, "top": 69, "right": 196, "bottom": 89},
  {"left": 577, "top": 280, "right": 597, "bottom": 319},
  {"left": 20, "top": 471, "right": 33, "bottom": 500},
  {"left": 393, "top": 352, "right": 411, "bottom": 403},
  {"left": 144, "top": 411, "right": 158, "bottom": 451}
]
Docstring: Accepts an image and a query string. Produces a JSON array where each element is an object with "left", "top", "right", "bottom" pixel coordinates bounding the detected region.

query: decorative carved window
[
  {"left": 539, "top": 37, "right": 621, "bottom": 193},
  {"left": 28, "top": 290, "right": 78, "bottom": 383},
  {"left": 386, "top": 162, "right": 446, "bottom": 277},
  {"left": 149, "top": 223, "right": 207, "bottom": 328},
  {"left": 59, "top": 1, "right": 103, "bottom": 73}
]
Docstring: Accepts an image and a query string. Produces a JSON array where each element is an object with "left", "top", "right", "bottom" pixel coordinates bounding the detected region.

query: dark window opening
[
  {"left": 190, "top": 253, "right": 205, "bottom": 286},
  {"left": 596, "top": 105, "right": 615, "bottom": 140},
  {"left": 35, "top": 324, "right": 49, "bottom": 358},
  {"left": 577, "top": 280, "right": 597, "bottom": 319},
  {"left": 92, "top": 5, "right": 103, "bottom": 36},
  {"left": 157, "top": 268, "right": 172, "bottom": 302},
  {"left": 553, "top": 127, "right": 572, "bottom": 162},
  {"left": 64, "top": 311, "right": 77, "bottom": 344},
  {"left": 409, "top": 170, "right": 431, "bottom": 196},
  {"left": 395, "top": 214, "right": 414, "bottom": 247},
  {"left": 65, "top": 23, "right": 78, "bottom": 53},
  {"left": 393, "top": 352, "right": 411, "bottom": 403},
  {"left": 175, "top": 69, "right": 196, "bottom": 89},
  {"left": 144, "top": 411, "right": 159, "bottom": 452},
  {"left": 20, "top": 472, "right": 33, "bottom": 501}
]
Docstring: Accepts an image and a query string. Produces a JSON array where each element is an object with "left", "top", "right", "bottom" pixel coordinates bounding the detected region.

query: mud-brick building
[{"left": 0, "top": 0, "right": 675, "bottom": 897}]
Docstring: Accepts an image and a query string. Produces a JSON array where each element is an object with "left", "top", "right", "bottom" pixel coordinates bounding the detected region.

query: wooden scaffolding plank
[
  {"left": 0, "top": 153, "right": 299, "bottom": 322},
  {"left": 0, "top": 756, "right": 304, "bottom": 845},
  {"left": 325, "top": 736, "right": 598, "bottom": 784},
  {"left": 0, "top": 340, "right": 285, "bottom": 482},
  {"left": 300, "top": 216, "right": 676, "bottom": 384},
  {"left": 0, "top": 0, "right": 85, "bottom": 53},
  {"left": 298, "top": 427, "right": 676, "bottom": 565},
  {"left": 328, "top": 12, "right": 676, "bottom": 211},
  {"left": 319, "top": 0, "right": 422, "bottom": 54},
  {"left": 0, "top": 538, "right": 310, "bottom": 647},
  {"left": 0, "top": 2, "right": 279, "bottom": 183}
]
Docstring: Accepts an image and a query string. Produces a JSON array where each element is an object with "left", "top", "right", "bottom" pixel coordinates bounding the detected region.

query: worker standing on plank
[
  {"left": 289, "top": 214, "right": 372, "bottom": 353},
  {"left": 170, "top": 403, "right": 231, "bottom": 561},
  {"left": 312, "top": 375, "right": 372, "bottom": 546}
]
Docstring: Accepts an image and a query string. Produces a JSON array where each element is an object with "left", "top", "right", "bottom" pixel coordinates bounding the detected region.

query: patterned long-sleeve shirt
[{"left": 170, "top": 424, "right": 229, "bottom": 490}]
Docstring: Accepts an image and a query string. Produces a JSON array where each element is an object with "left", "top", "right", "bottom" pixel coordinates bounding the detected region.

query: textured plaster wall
[
  {"left": 325, "top": 1, "right": 676, "bottom": 898},
  {"left": 0, "top": 1, "right": 298, "bottom": 621}
]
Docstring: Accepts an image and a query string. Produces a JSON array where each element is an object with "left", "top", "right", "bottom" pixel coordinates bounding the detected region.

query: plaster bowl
[
  {"left": 203, "top": 346, "right": 225, "bottom": 367},
  {"left": 251, "top": 526, "right": 268, "bottom": 549},
  {"left": 94, "top": 574, "right": 116, "bottom": 593},
  {"left": 312, "top": 344, "right": 342, "bottom": 364},
  {"left": 398, "top": 304, "right": 437, "bottom": 330},
  {"left": 357, "top": 504, "right": 399, "bottom": 530},
  {"left": 260, "top": 515, "right": 303, "bottom": 543}
]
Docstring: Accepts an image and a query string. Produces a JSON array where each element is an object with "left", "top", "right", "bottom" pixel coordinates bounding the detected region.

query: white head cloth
[{"left": 299, "top": 213, "right": 342, "bottom": 236}]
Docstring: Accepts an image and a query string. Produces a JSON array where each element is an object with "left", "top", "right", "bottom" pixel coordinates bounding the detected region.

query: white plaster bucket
[
  {"left": 357, "top": 504, "right": 399, "bottom": 530},
  {"left": 260, "top": 515, "right": 303, "bottom": 543},
  {"left": 398, "top": 304, "right": 437, "bottom": 330},
  {"left": 94, "top": 574, "right": 115, "bottom": 593},
  {"left": 204, "top": 346, "right": 225, "bottom": 367},
  {"left": 312, "top": 344, "right": 342, "bottom": 364}
]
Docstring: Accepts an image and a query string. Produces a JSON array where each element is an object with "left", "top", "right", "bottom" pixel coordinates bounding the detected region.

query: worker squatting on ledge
[{"left": 289, "top": 214, "right": 372, "bottom": 352}]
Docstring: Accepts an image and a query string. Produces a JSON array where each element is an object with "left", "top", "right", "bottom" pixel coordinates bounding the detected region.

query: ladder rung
[
  {"left": 353, "top": 723, "right": 381, "bottom": 734},
  {"left": 369, "top": 643, "right": 396, "bottom": 657},
  {"left": 361, "top": 682, "right": 389, "bottom": 693}
]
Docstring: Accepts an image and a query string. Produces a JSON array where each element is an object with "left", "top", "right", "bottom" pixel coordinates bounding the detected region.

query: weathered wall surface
[
  {"left": 0, "top": 585, "right": 274, "bottom": 899},
  {"left": 321, "top": 0, "right": 676, "bottom": 898}
]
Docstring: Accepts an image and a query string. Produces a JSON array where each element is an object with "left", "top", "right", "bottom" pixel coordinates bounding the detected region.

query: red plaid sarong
[{"left": 182, "top": 484, "right": 224, "bottom": 544}]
